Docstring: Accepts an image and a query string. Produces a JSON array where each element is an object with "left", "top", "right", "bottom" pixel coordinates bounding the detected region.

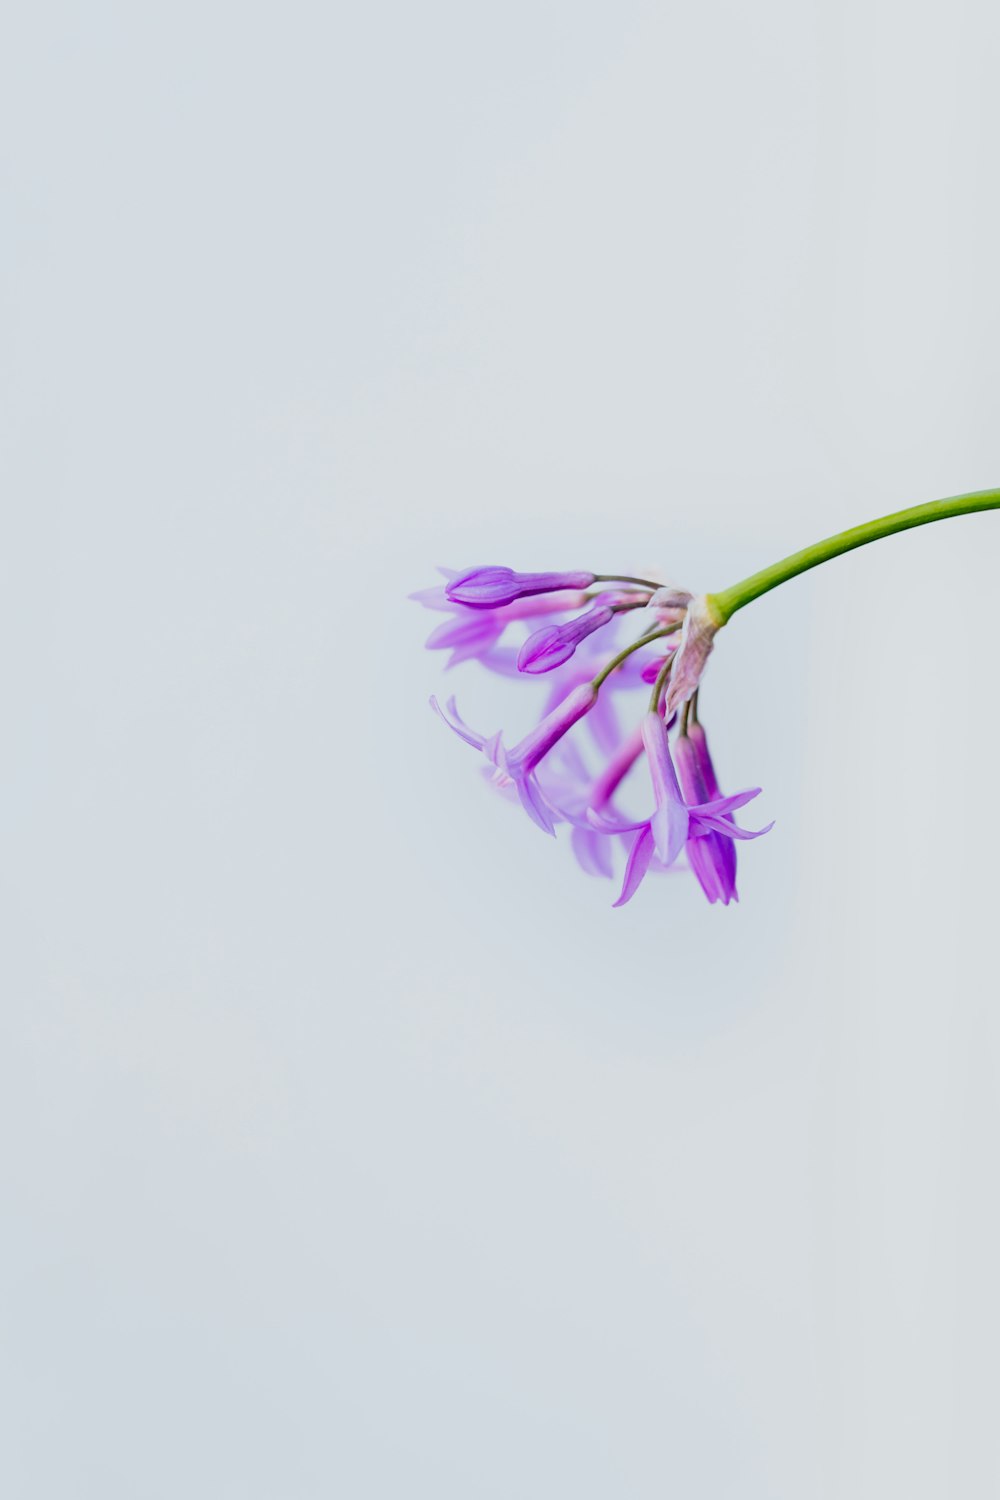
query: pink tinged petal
[
  {"left": 517, "top": 605, "right": 615, "bottom": 674},
  {"left": 482, "top": 765, "right": 518, "bottom": 799},
  {"left": 647, "top": 585, "right": 694, "bottom": 611},
  {"left": 697, "top": 788, "right": 763, "bottom": 817},
  {"left": 663, "top": 594, "right": 723, "bottom": 716},
  {"left": 508, "top": 683, "right": 598, "bottom": 775},
  {"left": 445, "top": 567, "right": 596, "bottom": 609},
  {"left": 614, "top": 825, "right": 656, "bottom": 906}
]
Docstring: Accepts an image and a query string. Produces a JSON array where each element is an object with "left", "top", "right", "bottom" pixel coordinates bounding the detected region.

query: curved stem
[
  {"left": 593, "top": 573, "right": 661, "bottom": 591},
  {"left": 591, "top": 626, "right": 669, "bottom": 691},
  {"left": 648, "top": 651, "right": 674, "bottom": 714},
  {"left": 708, "top": 486, "right": 1000, "bottom": 623}
]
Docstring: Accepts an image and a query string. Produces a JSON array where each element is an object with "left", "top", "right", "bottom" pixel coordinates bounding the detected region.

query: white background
[{"left": 3, "top": 2, "right": 999, "bottom": 1495}]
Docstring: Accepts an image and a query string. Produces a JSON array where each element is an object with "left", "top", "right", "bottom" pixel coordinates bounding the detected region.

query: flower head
[
  {"left": 670, "top": 719, "right": 773, "bottom": 904},
  {"left": 417, "top": 561, "right": 771, "bottom": 906}
]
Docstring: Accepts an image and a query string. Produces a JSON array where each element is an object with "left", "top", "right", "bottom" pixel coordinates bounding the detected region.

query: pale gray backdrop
[{"left": 2, "top": 1, "right": 999, "bottom": 1496}]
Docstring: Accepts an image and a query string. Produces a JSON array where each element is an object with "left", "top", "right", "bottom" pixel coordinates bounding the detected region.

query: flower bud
[{"left": 446, "top": 567, "right": 595, "bottom": 609}]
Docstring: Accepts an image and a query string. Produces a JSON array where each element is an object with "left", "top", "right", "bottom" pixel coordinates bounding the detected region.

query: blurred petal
[{"left": 571, "top": 826, "right": 615, "bottom": 878}]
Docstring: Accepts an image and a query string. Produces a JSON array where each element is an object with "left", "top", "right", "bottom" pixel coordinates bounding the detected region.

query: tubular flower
[
  {"left": 412, "top": 574, "right": 590, "bottom": 671},
  {"left": 671, "top": 718, "right": 773, "bottom": 904},
  {"left": 518, "top": 603, "right": 616, "bottom": 674},
  {"left": 417, "top": 561, "right": 773, "bottom": 905},
  {"left": 431, "top": 682, "right": 598, "bottom": 835},
  {"left": 587, "top": 713, "right": 770, "bottom": 906},
  {"left": 445, "top": 566, "right": 596, "bottom": 609}
]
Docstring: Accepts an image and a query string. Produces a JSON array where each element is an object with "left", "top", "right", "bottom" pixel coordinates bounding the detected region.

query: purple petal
[
  {"left": 650, "top": 800, "right": 689, "bottom": 867},
  {"left": 692, "top": 815, "right": 774, "bottom": 840},
  {"left": 587, "top": 808, "right": 648, "bottom": 835},
  {"left": 614, "top": 825, "right": 655, "bottom": 907},
  {"left": 425, "top": 616, "right": 493, "bottom": 650},
  {"left": 639, "top": 646, "right": 678, "bottom": 684},
  {"left": 571, "top": 826, "right": 615, "bottom": 878},
  {"left": 508, "top": 683, "right": 597, "bottom": 775},
  {"left": 409, "top": 581, "right": 456, "bottom": 610},
  {"left": 430, "top": 695, "right": 487, "bottom": 750},
  {"left": 515, "top": 774, "right": 557, "bottom": 835},
  {"left": 663, "top": 596, "right": 722, "bottom": 716}
]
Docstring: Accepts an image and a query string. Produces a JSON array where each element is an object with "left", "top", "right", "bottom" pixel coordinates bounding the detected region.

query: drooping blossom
[
  {"left": 639, "top": 642, "right": 679, "bottom": 684},
  {"left": 589, "top": 712, "right": 771, "bottom": 907},
  {"left": 672, "top": 720, "right": 749, "bottom": 904},
  {"left": 417, "top": 560, "right": 772, "bottom": 906},
  {"left": 431, "top": 682, "right": 598, "bottom": 835}
]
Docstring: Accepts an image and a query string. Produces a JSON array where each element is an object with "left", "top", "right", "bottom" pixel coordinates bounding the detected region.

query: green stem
[
  {"left": 648, "top": 651, "right": 675, "bottom": 713},
  {"left": 591, "top": 625, "right": 674, "bottom": 691},
  {"left": 593, "top": 573, "right": 661, "bottom": 591},
  {"left": 708, "top": 486, "right": 1000, "bottom": 624}
]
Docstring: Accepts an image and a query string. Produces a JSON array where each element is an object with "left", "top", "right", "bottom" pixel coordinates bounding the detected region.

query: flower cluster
[{"left": 414, "top": 565, "right": 772, "bottom": 905}]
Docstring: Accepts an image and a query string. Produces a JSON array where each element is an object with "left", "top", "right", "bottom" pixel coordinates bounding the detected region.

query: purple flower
[
  {"left": 417, "top": 562, "right": 773, "bottom": 908},
  {"left": 412, "top": 575, "right": 590, "bottom": 670},
  {"left": 431, "top": 682, "right": 598, "bottom": 834},
  {"left": 591, "top": 712, "right": 771, "bottom": 906},
  {"left": 672, "top": 728, "right": 735, "bottom": 903},
  {"left": 445, "top": 566, "right": 596, "bottom": 609},
  {"left": 639, "top": 642, "right": 679, "bottom": 684},
  {"left": 517, "top": 603, "right": 616, "bottom": 674}
]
